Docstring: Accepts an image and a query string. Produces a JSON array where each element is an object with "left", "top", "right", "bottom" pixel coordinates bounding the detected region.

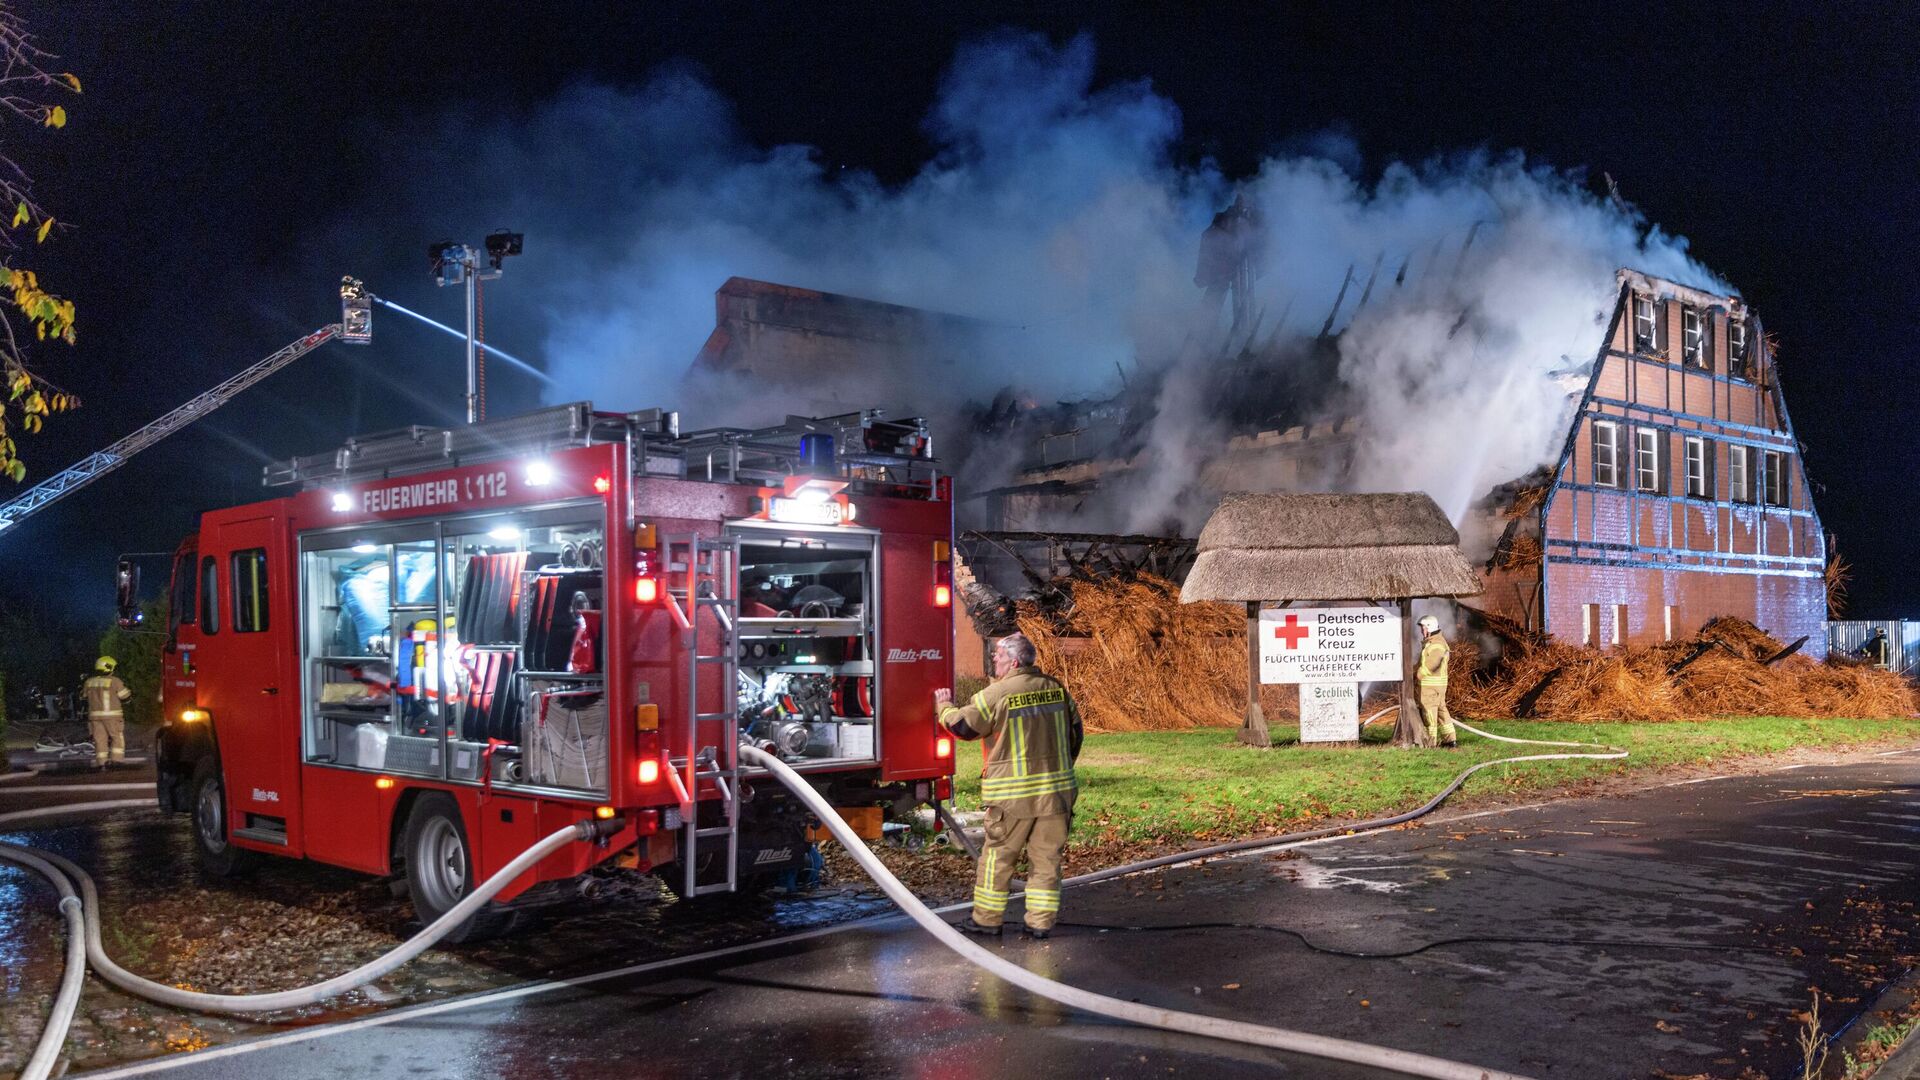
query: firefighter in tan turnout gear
[
  {"left": 83, "top": 656, "right": 132, "bottom": 768},
  {"left": 935, "top": 633, "right": 1084, "bottom": 939},
  {"left": 1416, "top": 615, "right": 1458, "bottom": 748}
]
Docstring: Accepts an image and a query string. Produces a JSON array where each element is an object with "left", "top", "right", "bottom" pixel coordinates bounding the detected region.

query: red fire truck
[{"left": 145, "top": 403, "right": 957, "bottom": 939}]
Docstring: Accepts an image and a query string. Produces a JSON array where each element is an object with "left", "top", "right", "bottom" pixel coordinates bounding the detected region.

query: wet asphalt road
[{"left": 65, "top": 751, "right": 1920, "bottom": 1080}]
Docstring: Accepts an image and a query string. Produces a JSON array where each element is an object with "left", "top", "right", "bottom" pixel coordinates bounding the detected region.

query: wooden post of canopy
[
  {"left": 1238, "top": 600, "right": 1272, "bottom": 748},
  {"left": 1394, "top": 597, "right": 1427, "bottom": 747}
]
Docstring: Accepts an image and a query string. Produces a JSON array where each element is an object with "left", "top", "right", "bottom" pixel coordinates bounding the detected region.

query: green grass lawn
[{"left": 948, "top": 716, "right": 1920, "bottom": 846}]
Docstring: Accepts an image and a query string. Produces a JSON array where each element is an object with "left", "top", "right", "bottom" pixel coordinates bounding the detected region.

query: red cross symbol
[{"left": 1271, "top": 613, "right": 1311, "bottom": 650}]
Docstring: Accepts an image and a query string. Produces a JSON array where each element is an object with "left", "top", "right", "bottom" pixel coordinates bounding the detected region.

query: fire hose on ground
[
  {"left": 0, "top": 719, "right": 1624, "bottom": 1080},
  {"left": 0, "top": 798, "right": 614, "bottom": 1080}
]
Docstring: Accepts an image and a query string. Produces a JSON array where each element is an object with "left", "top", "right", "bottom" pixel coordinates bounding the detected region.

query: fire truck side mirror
[{"left": 115, "top": 559, "right": 142, "bottom": 629}]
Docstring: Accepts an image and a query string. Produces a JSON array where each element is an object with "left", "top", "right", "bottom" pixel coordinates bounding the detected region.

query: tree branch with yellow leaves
[{"left": 0, "top": 3, "right": 79, "bottom": 483}]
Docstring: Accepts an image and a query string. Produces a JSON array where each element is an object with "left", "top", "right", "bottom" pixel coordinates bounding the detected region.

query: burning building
[{"left": 674, "top": 257, "right": 1826, "bottom": 661}]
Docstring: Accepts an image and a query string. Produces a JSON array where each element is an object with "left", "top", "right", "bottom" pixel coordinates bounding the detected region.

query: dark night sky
[{"left": 9, "top": 1, "right": 1919, "bottom": 624}]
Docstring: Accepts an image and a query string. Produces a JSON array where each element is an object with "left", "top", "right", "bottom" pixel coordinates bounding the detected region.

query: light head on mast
[{"left": 339, "top": 277, "right": 372, "bottom": 345}]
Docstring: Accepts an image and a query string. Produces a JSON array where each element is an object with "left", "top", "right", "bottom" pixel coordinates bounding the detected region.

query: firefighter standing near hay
[
  {"left": 935, "top": 632, "right": 1084, "bottom": 940},
  {"left": 1859, "top": 628, "right": 1891, "bottom": 668},
  {"left": 1416, "top": 615, "right": 1458, "bottom": 748}
]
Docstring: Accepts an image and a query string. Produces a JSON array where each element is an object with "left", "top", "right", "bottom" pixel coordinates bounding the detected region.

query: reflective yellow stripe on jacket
[{"left": 980, "top": 770, "right": 1076, "bottom": 801}]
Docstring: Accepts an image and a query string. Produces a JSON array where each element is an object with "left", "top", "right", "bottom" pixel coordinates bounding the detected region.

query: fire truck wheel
[
  {"left": 190, "top": 757, "right": 252, "bottom": 879},
  {"left": 401, "top": 795, "right": 519, "bottom": 943}
]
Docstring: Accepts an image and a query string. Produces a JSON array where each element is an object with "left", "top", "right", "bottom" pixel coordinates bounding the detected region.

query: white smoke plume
[
  {"left": 379, "top": 31, "right": 1727, "bottom": 531},
  {"left": 1244, "top": 158, "right": 1728, "bottom": 519}
]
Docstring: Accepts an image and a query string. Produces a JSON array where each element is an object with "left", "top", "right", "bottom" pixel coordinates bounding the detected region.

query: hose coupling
[{"left": 576, "top": 815, "right": 627, "bottom": 842}]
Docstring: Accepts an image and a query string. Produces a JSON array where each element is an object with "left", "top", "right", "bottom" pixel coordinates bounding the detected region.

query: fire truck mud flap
[
  {"left": 154, "top": 721, "right": 215, "bottom": 814},
  {"left": 669, "top": 797, "right": 814, "bottom": 897}
]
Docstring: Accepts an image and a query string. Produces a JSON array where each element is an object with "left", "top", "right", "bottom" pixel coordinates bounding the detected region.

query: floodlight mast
[{"left": 428, "top": 231, "right": 523, "bottom": 424}]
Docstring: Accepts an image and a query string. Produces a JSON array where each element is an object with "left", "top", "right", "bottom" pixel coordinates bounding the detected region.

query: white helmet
[{"left": 1417, "top": 615, "right": 1440, "bottom": 634}]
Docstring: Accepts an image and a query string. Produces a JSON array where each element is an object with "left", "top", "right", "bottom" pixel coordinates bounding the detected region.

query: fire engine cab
[{"left": 149, "top": 403, "right": 957, "bottom": 939}]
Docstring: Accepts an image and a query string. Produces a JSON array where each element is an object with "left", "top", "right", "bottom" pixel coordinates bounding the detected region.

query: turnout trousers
[
  {"left": 973, "top": 808, "right": 1070, "bottom": 930},
  {"left": 1418, "top": 685, "right": 1456, "bottom": 745},
  {"left": 90, "top": 714, "right": 126, "bottom": 764}
]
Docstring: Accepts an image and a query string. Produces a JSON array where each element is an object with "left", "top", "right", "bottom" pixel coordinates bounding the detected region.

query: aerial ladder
[
  {"left": 0, "top": 277, "right": 548, "bottom": 536},
  {"left": 0, "top": 279, "right": 371, "bottom": 535}
]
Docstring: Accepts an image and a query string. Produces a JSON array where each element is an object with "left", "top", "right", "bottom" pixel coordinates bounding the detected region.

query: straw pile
[
  {"left": 1015, "top": 574, "right": 1260, "bottom": 732},
  {"left": 1452, "top": 616, "right": 1916, "bottom": 722},
  {"left": 1017, "top": 574, "right": 1915, "bottom": 729},
  {"left": 1016, "top": 575, "right": 1396, "bottom": 732}
]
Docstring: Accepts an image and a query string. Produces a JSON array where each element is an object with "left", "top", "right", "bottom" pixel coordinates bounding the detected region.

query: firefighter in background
[
  {"left": 1859, "top": 628, "right": 1891, "bottom": 668},
  {"left": 1416, "top": 615, "right": 1458, "bottom": 748},
  {"left": 83, "top": 656, "right": 132, "bottom": 769},
  {"left": 934, "top": 633, "right": 1083, "bottom": 940}
]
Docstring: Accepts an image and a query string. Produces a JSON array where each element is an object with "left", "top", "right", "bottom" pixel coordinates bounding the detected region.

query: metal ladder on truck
[{"left": 663, "top": 534, "right": 742, "bottom": 896}]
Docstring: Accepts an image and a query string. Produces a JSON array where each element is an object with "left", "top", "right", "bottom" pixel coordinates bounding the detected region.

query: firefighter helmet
[
  {"left": 1417, "top": 615, "right": 1440, "bottom": 634},
  {"left": 95, "top": 656, "right": 118, "bottom": 674}
]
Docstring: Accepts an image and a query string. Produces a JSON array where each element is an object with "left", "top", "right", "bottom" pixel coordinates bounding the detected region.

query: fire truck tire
[
  {"left": 400, "top": 795, "right": 519, "bottom": 943},
  {"left": 189, "top": 757, "right": 252, "bottom": 879}
]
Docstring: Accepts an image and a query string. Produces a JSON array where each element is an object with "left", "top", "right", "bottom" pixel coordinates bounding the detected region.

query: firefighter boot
[{"left": 956, "top": 918, "right": 1003, "bottom": 939}]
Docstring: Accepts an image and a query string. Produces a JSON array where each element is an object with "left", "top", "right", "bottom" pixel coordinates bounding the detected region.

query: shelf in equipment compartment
[{"left": 736, "top": 617, "right": 865, "bottom": 639}]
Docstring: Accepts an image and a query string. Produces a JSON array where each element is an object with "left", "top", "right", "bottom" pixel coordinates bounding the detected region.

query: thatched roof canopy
[{"left": 1182, "top": 492, "right": 1483, "bottom": 602}]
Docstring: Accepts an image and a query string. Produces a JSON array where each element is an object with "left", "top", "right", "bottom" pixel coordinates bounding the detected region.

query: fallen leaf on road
[
  {"left": 1655, "top": 1019, "right": 1681, "bottom": 1033},
  {"left": 1221, "top": 983, "right": 1241, "bottom": 990}
]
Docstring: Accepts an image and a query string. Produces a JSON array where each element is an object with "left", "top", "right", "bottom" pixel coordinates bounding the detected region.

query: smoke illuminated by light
[{"left": 380, "top": 32, "right": 1726, "bottom": 540}]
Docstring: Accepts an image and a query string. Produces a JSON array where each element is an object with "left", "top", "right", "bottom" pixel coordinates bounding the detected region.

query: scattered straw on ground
[{"left": 1452, "top": 615, "right": 1916, "bottom": 723}]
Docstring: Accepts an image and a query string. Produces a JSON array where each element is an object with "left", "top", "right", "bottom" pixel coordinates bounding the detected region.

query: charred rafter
[{"left": 954, "top": 530, "right": 1199, "bottom": 637}]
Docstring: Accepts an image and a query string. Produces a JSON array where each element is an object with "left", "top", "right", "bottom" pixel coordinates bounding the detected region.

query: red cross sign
[
  {"left": 1259, "top": 607, "right": 1403, "bottom": 684},
  {"left": 1272, "top": 613, "right": 1311, "bottom": 650}
]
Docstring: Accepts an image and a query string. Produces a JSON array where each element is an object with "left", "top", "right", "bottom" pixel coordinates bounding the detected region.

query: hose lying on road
[
  {"left": 744, "top": 742, "right": 1552, "bottom": 1080},
  {"left": 0, "top": 801, "right": 605, "bottom": 1014},
  {"left": 1063, "top": 718, "right": 1624, "bottom": 889},
  {"left": 2, "top": 842, "right": 87, "bottom": 1080},
  {"left": 0, "top": 719, "right": 1618, "bottom": 1080}
]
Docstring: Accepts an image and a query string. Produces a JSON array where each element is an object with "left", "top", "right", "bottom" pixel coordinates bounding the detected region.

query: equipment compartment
[
  {"left": 298, "top": 512, "right": 610, "bottom": 796},
  {"left": 730, "top": 527, "right": 880, "bottom": 766}
]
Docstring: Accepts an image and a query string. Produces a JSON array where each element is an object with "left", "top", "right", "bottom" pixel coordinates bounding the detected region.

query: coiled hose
[{"left": 0, "top": 798, "right": 607, "bottom": 1080}]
